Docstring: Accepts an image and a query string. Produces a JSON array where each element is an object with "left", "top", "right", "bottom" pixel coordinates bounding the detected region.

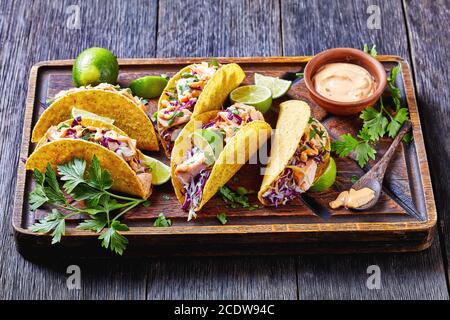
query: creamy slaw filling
[
  {"left": 175, "top": 103, "right": 263, "bottom": 220},
  {"left": 45, "top": 117, "right": 151, "bottom": 190},
  {"left": 158, "top": 62, "right": 220, "bottom": 153},
  {"left": 262, "top": 118, "right": 328, "bottom": 206}
]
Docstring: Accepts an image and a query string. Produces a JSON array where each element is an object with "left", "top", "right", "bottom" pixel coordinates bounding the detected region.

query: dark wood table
[{"left": 1, "top": 0, "right": 449, "bottom": 300}]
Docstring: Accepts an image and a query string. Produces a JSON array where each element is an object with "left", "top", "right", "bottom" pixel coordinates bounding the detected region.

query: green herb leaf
[
  {"left": 360, "top": 107, "right": 389, "bottom": 141},
  {"left": 354, "top": 141, "right": 377, "bottom": 167},
  {"left": 332, "top": 134, "right": 376, "bottom": 168},
  {"left": 217, "top": 213, "right": 228, "bottom": 225},
  {"left": 51, "top": 218, "right": 66, "bottom": 244},
  {"left": 87, "top": 155, "right": 112, "bottom": 191},
  {"left": 99, "top": 223, "right": 129, "bottom": 256},
  {"left": 31, "top": 209, "right": 66, "bottom": 244},
  {"left": 219, "top": 186, "right": 253, "bottom": 209},
  {"left": 29, "top": 169, "right": 48, "bottom": 211},
  {"left": 44, "top": 163, "right": 66, "bottom": 205},
  {"left": 142, "top": 200, "right": 151, "bottom": 207},
  {"left": 77, "top": 214, "right": 108, "bottom": 233},
  {"left": 388, "top": 66, "right": 402, "bottom": 111},
  {"left": 152, "top": 111, "right": 158, "bottom": 122},
  {"left": 331, "top": 134, "right": 360, "bottom": 157},
  {"left": 387, "top": 108, "right": 408, "bottom": 138},
  {"left": 154, "top": 213, "right": 172, "bottom": 227},
  {"left": 363, "top": 43, "right": 377, "bottom": 58},
  {"left": 57, "top": 158, "right": 86, "bottom": 193},
  {"left": 167, "top": 111, "right": 184, "bottom": 126},
  {"left": 351, "top": 175, "right": 359, "bottom": 184},
  {"left": 403, "top": 132, "right": 413, "bottom": 144},
  {"left": 236, "top": 186, "right": 248, "bottom": 195},
  {"left": 209, "top": 58, "right": 219, "bottom": 67}
]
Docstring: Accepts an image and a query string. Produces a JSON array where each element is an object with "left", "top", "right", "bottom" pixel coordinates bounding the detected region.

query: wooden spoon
[{"left": 351, "top": 120, "right": 412, "bottom": 211}]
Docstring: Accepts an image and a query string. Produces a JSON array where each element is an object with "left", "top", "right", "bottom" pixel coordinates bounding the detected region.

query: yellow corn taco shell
[
  {"left": 258, "top": 100, "right": 330, "bottom": 205},
  {"left": 27, "top": 119, "right": 152, "bottom": 199},
  {"left": 157, "top": 63, "right": 246, "bottom": 157},
  {"left": 171, "top": 111, "right": 272, "bottom": 213},
  {"left": 31, "top": 84, "right": 159, "bottom": 151}
]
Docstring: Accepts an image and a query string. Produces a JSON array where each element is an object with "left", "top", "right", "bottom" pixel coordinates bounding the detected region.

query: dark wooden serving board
[{"left": 12, "top": 56, "right": 437, "bottom": 258}]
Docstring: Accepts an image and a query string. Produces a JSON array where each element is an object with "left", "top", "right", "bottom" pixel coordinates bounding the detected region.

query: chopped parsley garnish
[
  {"left": 219, "top": 186, "right": 258, "bottom": 210},
  {"left": 217, "top": 213, "right": 227, "bottom": 225},
  {"left": 153, "top": 213, "right": 172, "bottom": 227},
  {"left": 167, "top": 111, "right": 184, "bottom": 126}
]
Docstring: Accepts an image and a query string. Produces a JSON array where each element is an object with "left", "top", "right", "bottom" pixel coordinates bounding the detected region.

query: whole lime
[{"left": 72, "top": 47, "right": 119, "bottom": 87}]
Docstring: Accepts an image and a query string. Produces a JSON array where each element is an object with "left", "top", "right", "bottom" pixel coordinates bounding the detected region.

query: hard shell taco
[
  {"left": 171, "top": 103, "right": 272, "bottom": 220},
  {"left": 258, "top": 100, "right": 331, "bottom": 206},
  {"left": 157, "top": 61, "right": 245, "bottom": 157},
  {"left": 31, "top": 83, "right": 159, "bottom": 151},
  {"left": 27, "top": 117, "right": 152, "bottom": 199}
]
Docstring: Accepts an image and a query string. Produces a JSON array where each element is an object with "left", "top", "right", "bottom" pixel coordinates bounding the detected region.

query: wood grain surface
[{"left": 0, "top": 0, "right": 449, "bottom": 300}]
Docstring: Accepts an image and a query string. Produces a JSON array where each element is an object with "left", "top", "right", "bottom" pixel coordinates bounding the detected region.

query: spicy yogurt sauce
[{"left": 312, "top": 62, "right": 376, "bottom": 103}]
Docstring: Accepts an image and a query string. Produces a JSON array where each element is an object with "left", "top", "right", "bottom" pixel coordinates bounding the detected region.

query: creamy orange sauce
[
  {"left": 313, "top": 63, "right": 376, "bottom": 102},
  {"left": 329, "top": 187, "right": 375, "bottom": 209}
]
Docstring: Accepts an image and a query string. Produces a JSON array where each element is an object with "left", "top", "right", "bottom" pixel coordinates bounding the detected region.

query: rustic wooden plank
[
  {"left": 297, "top": 242, "right": 448, "bottom": 300},
  {"left": 404, "top": 0, "right": 450, "bottom": 287},
  {"left": 0, "top": 0, "right": 157, "bottom": 300},
  {"left": 147, "top": 256, "right": 297, "bottom": 299},
  {"left": 143, "top": 0, "right": 298, "bottom": 299},
  {"left": 156, "top": 0, "right": 282, "bottom": 57},
  {"left": 282, "top": 0, "right": 449, "bottom": 299}
]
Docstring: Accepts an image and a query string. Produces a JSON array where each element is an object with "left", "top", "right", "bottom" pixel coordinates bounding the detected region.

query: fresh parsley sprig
[{"left": 29, "top": 156, "right": 148, "bottom": 255}]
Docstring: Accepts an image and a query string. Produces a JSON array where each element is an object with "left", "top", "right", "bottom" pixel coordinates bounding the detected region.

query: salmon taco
[
  {"left": 258, "top": 100, "right": 331, "bottom": 206},
  {"left": 171, "top": 103, "right": 272, "bottom": 220},
  {"left": 27, "top": 117, "right": 152, "bottom": 199},
  {"left": 157, "top": 61, "right": 245, "bottom": 157},
  {"left": 31, "top": 83, "right": 159, "bottom": 151}
]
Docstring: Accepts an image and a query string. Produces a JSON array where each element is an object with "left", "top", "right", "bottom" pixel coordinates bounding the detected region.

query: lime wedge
[
  {"left": 71, "top": 107, "right": 115, "bottom": 124},
  {"left": 129, "top": 76, "right": 168, "bottom": 99},
  {"left": 254, "top": 73, "right": 291, "bottom": 99},
  {"left": 143, "top": 155, "right": 171, "bottom": 186},
  {"left": 308, "top": 157, "right": 337, "bottom": 192},
  {"left": 230, "top": 85, "right": 273, "bottom": 113}
]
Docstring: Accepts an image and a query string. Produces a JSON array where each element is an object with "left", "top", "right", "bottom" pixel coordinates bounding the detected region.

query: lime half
[
  {"left": 129, "top": 76, "right": 168, "bottom": 99},
  {"left": 308, "top": 157, "right": 337, "bottom": 192},
  {"left": 230, "top": 85, "right": 273, "bottom": 113},
  {"left": 254, "top": 73, "right": 291, "bottom": 99},
  {"left": 143, "top": 155, "right": 171, "bottom": 186},
  {"left": 72, "top": 47, "right": 119, "bottom": 87},
  {"left": 71, "top": 107, "right": 115, "bottom": 124}
]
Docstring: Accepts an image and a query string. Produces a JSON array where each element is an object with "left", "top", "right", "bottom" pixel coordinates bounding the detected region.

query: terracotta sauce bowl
[{"left": 304, "top": 48, "right": 387, "bottom": 116}]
